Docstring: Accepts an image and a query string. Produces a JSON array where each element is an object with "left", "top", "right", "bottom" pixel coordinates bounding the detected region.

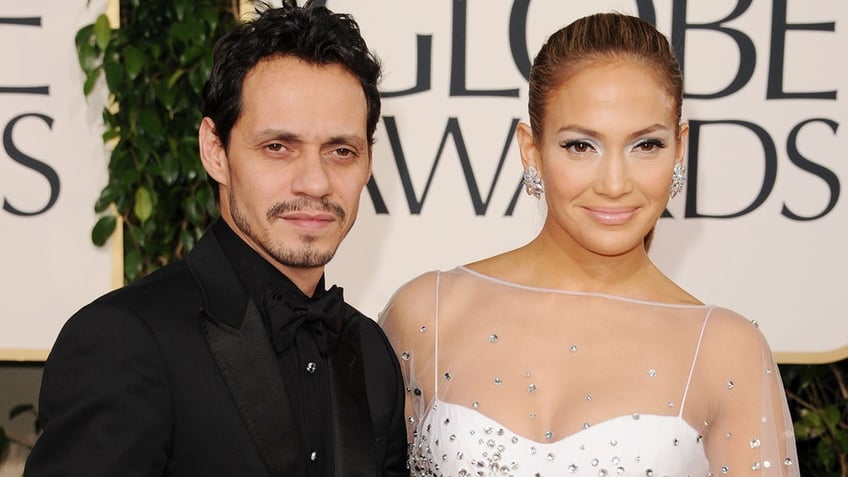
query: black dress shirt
[{"left": 214, "top": 219, "right": 334, "bottom": 477}]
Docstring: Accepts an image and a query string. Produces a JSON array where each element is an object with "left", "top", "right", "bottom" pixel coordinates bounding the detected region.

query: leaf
[
  {"left": 83, "top": 67, "right": 102, "bottom": 96},
  {"left": 184, "top": 197, "right": 201, "bottom": 224},
  {"left": 124, "top": 249, "right": 143, "bottom": 282},
  {"left": 138, "top": 109, "right": 164, "bottom": 141},
  {"left": 101, "top": 129, "right": 121, "bottom": 143},
  {"left": 167, "top": 69, "right": 185, "bottom": 89},
  {"left": 104, "top": 60, "right": 124, "bottom": 92},
  {"left": 134, "top": 186, "right": 153, "bottom": 223},
  {"left": 9, "top": 404, "right": 35, "bottom": 420},
  {"left": 124, "top": 46, "right": 145, "bottom": 81},
  {"left": 201, "top": 7, "right": 220, "bottom": 33},
  {"left": 0, "top": 426, "right": 8, "bottom": 455},
  {"left": 179, "top": 228, "right": 196, "bottom": 254},
  {"left": 160, "top": 154, "right": 179, "bottom": 185},
  {"left": 74, "top": 24, "right": 94, "bottom": 51},
  {"left": 75, "top": 30, "right": 99, "bottom": 74},
  {"left": 823, "top": 404, "right": 841, "bottom": 428},
  {"left": 94, "top": 14, "right": 111, "bottom": 51},
  {"left": 95, "top": 183, "right": 120, "bottom": 213},
  {"left": 91, "top": 214, "right": 117, "bottom": 246}
]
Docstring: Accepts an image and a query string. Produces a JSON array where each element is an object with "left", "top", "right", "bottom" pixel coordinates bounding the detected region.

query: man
[{"left": 25, "top": 3, "right": 407, "bottom": 476}]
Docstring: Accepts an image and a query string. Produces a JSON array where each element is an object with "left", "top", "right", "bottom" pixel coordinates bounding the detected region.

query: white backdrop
[
  {"left": 0, "top": 0, "right": 113, "bottom": 360},
  {"left": 3, "top": 0, "right": 845, "bottom": 363},
  {"left": 319, "top": 0, "right": 847, "bottom": 363}
]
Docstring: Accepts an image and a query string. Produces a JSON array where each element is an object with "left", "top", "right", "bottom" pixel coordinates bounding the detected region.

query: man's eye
[
  {"left": 266, "top": 143, "right": 285, "bottom": 152},
  {"left": 334, "top": 148, "right": 356, "bottom": 158}
]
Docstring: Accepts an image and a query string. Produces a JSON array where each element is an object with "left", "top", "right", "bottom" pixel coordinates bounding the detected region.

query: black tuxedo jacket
[{"left": 25, "top": 230, "right": 408, "bottom": 477}]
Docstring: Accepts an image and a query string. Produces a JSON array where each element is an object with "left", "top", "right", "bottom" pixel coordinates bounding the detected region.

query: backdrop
[
  {"left": 2, "top": 0, "right": 845, "bottom": 363},
  {"left": 0, "top": 0, "right": 114, "bottom": 360}
]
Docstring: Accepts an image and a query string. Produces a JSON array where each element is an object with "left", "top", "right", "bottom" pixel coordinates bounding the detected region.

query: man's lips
[
  {"left": 280, "top": 212, "right": 337, "bottom": 230},
  {"left": 583, "top": 207, "right": 637, "bottom": 225}
]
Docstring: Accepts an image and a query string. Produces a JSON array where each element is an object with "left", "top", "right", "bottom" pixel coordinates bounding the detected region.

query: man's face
[{"left": 202, "top": 56, "right": 371, "bottom": 274}]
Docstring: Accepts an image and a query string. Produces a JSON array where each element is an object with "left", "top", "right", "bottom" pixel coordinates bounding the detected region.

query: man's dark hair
[{"left": 200, "top": 0, "right": 382, "bottom": 200}]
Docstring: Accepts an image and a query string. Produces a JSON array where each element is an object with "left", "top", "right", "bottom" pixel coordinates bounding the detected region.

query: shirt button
[
  {"left": 310, "top": 451, "right": 318, "bottom": 461},
  {"left": 306, "top": 362, "right": 317, "bottom": 374}
]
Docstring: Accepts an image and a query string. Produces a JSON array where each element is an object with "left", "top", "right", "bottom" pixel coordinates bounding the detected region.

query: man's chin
[{"left": 269, "top": 243, "right": 339, "bottom": 269}]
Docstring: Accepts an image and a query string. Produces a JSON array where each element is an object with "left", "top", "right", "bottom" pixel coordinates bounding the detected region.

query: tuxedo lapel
[
  {"left": 329, "top": 316, "right": 377, "bottom": 477},
  {"left": 188, "top": 232, "right": 305, "bottom": 476}
]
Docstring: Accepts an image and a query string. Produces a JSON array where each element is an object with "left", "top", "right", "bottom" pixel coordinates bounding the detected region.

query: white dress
[{"left": 379, "top": 267, "right": 799, "bottom": 477}]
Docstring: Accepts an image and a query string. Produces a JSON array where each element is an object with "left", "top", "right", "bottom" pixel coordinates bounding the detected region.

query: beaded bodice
[
  {"left": 415, "top": 400, "right": 708, "bottom": 476},
  {"left": 380, "top": 267, "right": 799, "bottom": 476}
]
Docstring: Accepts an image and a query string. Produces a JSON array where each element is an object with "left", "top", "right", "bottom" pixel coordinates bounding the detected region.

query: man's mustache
[{"left": 266, "top": 197, "right": 346, "bottom": 222}]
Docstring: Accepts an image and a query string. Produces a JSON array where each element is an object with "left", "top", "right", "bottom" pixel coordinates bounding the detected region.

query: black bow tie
[{"left": 261, "top": 283, "right": 346, "bottom": 355}]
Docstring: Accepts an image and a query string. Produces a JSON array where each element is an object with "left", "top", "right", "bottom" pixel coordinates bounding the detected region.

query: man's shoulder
[
  {"left": 95, "top": 259, "right": 197, "bottom": 309},
  {"left": 341, "top": 302, "right": 389, "bottom": 342},
  {"left": 341, "top": 302, "right": 376, "bottom": 330},
  {"left": 69, "top": 259, "right": 203, "bottom": 334}
]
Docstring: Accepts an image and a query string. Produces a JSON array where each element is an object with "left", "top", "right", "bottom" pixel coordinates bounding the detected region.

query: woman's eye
[
  {"left": 562, "top": 140, "right": 593, "bottom": 154},
  {"left": 635, "top": 139, "right": 666, "bottom": 152}
]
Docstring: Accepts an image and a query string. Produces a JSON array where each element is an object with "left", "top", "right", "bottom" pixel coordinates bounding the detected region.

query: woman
[{"left": 379, "top": 12, "right": 799, "bottom": 477}]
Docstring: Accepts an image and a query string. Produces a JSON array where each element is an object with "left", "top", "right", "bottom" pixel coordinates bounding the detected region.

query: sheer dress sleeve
[
  {"left": 689, "top": 307, "right": 800, "bottom": 475},
  {"left": 378, "top": 271, "right": 440, "bottom": 445},
  {"left": 379, "top": 269, "right": 800, "bottom": 476}
]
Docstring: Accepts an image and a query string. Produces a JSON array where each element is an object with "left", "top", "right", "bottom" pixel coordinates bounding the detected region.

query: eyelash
[
  {"left": 333, "top": 147, "right": 356, "bottom": 158},
  {"left": 561, "top": 140, "right": 594, "bottom": 153},
  {"left": 635, "top": 139, "right": 667, "bottom": 152},
  {"left": 559, "top": 139, "right": 668, "bottom": 154}
]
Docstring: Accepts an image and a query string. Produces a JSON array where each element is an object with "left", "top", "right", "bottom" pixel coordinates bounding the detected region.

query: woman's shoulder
[
  {"left": 705, "top": 306, "right": 765, "bottom": 337},
  {"left": 701, "top": 306, "right": 776, "bottom": 362},
  {"left": 386, "top": 269, "right": 445, "bottom": 304},
  {"left": 379, "top": 269, "right": 450, "bottom": 328}
]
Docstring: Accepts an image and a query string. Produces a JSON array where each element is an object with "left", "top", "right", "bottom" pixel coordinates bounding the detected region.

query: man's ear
[
  {"left": 199, "top": 117, "right": 228, "bottom": 186},
  {"left": 516, "top": 122, "right": 541, "bottom": 174}
]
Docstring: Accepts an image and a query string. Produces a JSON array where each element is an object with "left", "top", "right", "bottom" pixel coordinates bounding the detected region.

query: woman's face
[{"left": 518, "top": 59, "right": 687, "bottom": 257}]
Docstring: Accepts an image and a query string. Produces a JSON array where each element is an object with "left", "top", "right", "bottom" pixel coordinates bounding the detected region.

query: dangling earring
[
  {"left": 523, "top": 166, "right": 544, "bottom": 198},
  {"left": 670, "top": 162, "right": 686, "bottom": 198}
]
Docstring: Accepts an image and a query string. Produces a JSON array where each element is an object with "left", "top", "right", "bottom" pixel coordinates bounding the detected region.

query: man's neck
[{"left": 219, "top": 216, "right": 325, "bottom": 297}]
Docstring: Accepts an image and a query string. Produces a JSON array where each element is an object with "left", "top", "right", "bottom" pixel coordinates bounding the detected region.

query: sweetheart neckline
[{"left": 424, "top": 398, "right": 705, "bottom": 447}]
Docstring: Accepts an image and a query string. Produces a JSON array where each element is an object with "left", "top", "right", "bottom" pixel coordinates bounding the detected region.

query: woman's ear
[
  {"left": 675, "top": 122, "right": 690, "bottom": 165},
  {"left": 516, "top": 122, "right": 541, "bottom": 173},
  {"left": 199, "top": 117, "right": 228, "bottom": 186}
]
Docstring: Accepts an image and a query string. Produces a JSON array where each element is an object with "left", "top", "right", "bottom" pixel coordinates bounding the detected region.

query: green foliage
[
  {"left": 0, "top": 404, "right": 40, "bottom": 458},
  {"left": 0, "top": 425, "right": 7, "bottom": 458},
  {"left": 782, "top": 358, "right": 848, "bottom": 476},
  {"left": 76, "top": 0, "right": 238, "bottom": 282}
]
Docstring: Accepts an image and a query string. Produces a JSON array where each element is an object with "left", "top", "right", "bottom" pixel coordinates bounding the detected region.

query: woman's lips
[{"left": 584, "top": 207, "right": 637, "bottom": 225}]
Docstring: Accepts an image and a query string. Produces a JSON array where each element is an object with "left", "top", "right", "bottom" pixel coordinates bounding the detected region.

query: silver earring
[
  {"left": 523, "top": 166, "right": 544, "bottom": 198},
  {"left": 670, "top": 162, "right": 686, "bottom": 198}
]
